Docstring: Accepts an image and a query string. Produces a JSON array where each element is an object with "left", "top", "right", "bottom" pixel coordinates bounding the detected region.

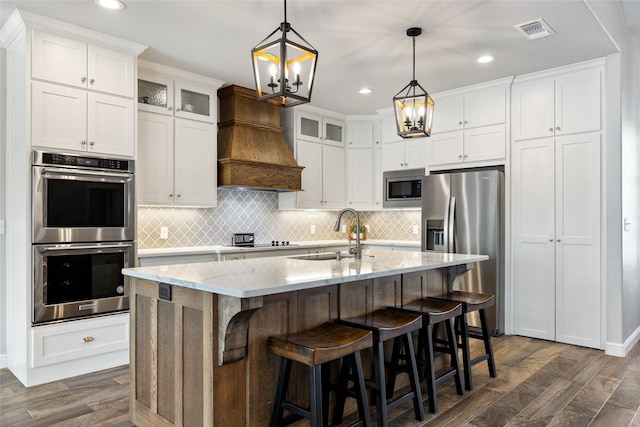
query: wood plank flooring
[{"left": 2, "top": 335, "right": 640, "bottom": 426}]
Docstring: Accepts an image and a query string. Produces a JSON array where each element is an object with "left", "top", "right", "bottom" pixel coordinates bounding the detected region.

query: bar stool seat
[
  {"left": 268, "top": 322, "right": 373, "bottom": 427},
  {"left": 433, "top": 291, "right": 497, "bottom": 391},
  {"left": 390, "top": 298, "right": 464, "bottom": 414},
  {"left": 336, "top": 309, "right": 424, "bottom": 427}
]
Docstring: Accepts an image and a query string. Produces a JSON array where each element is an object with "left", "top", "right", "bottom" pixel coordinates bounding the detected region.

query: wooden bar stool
[
  {"left": 433, "top": 291, "right": 497, "bottom": 391},
  {"left": 268, "top": 322, "right": 373, "bottom": 427},
  {"left": 390, "top": 298, "right": 464, "bottom": 414},
  {"left": 335, "top": 309, "right": 425, "bottom": 427}
]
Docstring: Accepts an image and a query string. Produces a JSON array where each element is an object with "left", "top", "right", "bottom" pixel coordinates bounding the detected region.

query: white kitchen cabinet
[
  {"left": 295, "top": 110, "right": 345, "bottom": 146},
  {"left": 31, "top": 81, "right": 134, "bottom": 156},
  {"left": 429, "top": 124, "right": 506, "bottom": 166},
  {"left": 32, "top": 312, "right": 129, "bottom": 367},
  {"left": 346, "top": 117, "right": 382, "bottom": 210},
  {"left": 512, "top": 132, "right": 601, "bottom": 348},
  {"left": 280, "top": 106, "right": 347, "bottom": 210},
  {"left": 427, "top": 81, "right": 509, "bottom": 168},
  {"left": 431, "top": 87, "right": 506, "bottom": 134},
  {"left": 32, "top": 30, "right": 135, "bottom": 98},
  {"left": 347, "top": 148, "right": 374, "bottom": 209},
  {"left": 511, "top": 68, "right": 601, "bottom": 141},
  {"left": 382, "top": 139, "right": 427, "bottom": 171},
  {"left": 138, "top": 112, "right": 217, "bottom": 206},
  {"left": 279, "top": 140, "right": 346, "bottom": 209},
  {"left": 138, "top": 69, "right": 217, "bottom": 123}
]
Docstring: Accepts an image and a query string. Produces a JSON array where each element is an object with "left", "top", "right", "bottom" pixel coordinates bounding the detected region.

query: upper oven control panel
[{"left": 33, "top": 150, "right": 134, "bottom": 173}]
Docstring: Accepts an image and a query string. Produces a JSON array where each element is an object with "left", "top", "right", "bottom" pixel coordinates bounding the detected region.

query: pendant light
[
  {"left": 393, "top": 27, "right": 434, "bottom": 138},
  {"left": 251, "top": 0, "right": 318, "bottom": 107}
]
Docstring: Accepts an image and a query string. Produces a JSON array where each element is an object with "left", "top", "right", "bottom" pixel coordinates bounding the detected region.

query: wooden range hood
[{"left": 217, "top": 85, "right": 303, "bottom": 191}]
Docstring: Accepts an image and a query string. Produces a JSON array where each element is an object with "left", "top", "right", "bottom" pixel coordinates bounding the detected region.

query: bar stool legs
[
  {"left": 268, "top": 322, "right": 373, "bottom": 427},
  {"left": 435, "top": 291, "right": 497, "bottom": 391},
  {"left": 336, "top": 309, "right": 424, "bottom": 427},
  {"left": 390, "top": 298, "right": 464, "bottom": 414}
]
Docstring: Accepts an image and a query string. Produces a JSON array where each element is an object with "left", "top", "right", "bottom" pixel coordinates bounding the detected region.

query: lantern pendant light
[
  {"left": 251, "top": 0, "right": 318, "bottom": 107},
  {"left": 393, "top": 27, "right": 434, "bottom": 138}
]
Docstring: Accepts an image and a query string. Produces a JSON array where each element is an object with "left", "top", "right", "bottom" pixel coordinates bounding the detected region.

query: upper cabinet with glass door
[
  {"left": 296, "top": 110, "right": 345, "bottom": 146},
  {"left": 137, "top": 62, "right": 217, "bottom": 123}
]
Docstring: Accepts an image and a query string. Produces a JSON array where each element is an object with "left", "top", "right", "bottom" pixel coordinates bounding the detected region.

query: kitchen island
[{"left": 122, "top": 249, "right": 488, "bottom": 427}]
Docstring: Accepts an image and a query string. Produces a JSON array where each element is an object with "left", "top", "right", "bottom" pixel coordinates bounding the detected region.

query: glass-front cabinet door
[
  {"left": 323, "top": 117, "right": 345, "bottom": 146},
  {"left": 138, "top": 72, "right": 174, "bottom": 115},
  {"left": 174, "top": 81, "right": 215, "bottom": 123},
  {"left": 296, "top": 112, "right": 322, "bottom": 143}
]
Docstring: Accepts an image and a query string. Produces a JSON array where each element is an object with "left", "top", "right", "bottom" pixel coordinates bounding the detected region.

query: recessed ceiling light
[
  {"left": 95, "top": 0, "right": 125, "bottom": 10},
  {"left": 359, "top": 88, "right": 374, "bottom": 94},
  {"left": 476, "top": 55, "right": 496, "bottom": 64}
]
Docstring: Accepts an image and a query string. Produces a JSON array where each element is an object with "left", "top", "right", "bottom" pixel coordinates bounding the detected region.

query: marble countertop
[
  {"left": 137, "top": 240, "right": 421, "bottom": 257},
  {"left": 123, "top": 249, "right": 487, "bottom": 298}
]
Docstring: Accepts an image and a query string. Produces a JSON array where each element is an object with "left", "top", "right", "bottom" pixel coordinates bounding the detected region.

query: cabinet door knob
[
  {"left": 376, "top": 141, "right": 380, "bottom": 145},
  {"left": 81, "top": 76, "right": 87, "bottom": 83},
  {"left": 549, "top": 239, "right": 554, "bottom": 242},
  {"left": 81, "top": 140, "right": 87, "bottom": 145},
  {"left": 458, "top": 155, "right": 463, "bottom": 159},
  {"left": 169, "top": 194, "right": 173, "bottom": 198},
  {"left": 458, "top": 121, "right": 463, "bottom": 125},
  {"left": 168, "top": 107, "right": 173, "bottom": 111},
  {"left": 549, "top": 127, "right": 554, "bottom": 132},
  {"left": 463, "top": 154, "right": 468, "bottom": 158},
  {"left": 557, "top": 239, "right": 561, "bottom": 242},
  {"left": 556, "top": 126, "right": 561, "bottom": 131},
  {"left": 81, "top": 336, "right": 95, "bottom": 343},
  {"left": 89, "top": 141, "right": 95, "bottom": 146},
  {"left": 464, "top": 120, "right": 468, "bottom": 124},
  {"left": 89, "top": 78, "right": 95, "bottom": 85},
  {"left": 176, "top": 194, "right": 181, "bottom": 198},
  {"left": 176, "top": 108, "right": 181, "bottom": 111}
]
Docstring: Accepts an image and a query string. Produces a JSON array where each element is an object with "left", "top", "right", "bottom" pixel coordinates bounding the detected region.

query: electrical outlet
[
  {"left": 160, "top": 226, "right": 169, "bottom": 239},
  {"left": 365, "top": 224, "right": 370, "bottom": 232},
  {"left": 341, "top": 224, "right": 347, "bottom": 233},
  {"left": 412, "top": 224, "right": 419, "bottom": 235},
  {"left": 310, "top": 224, "right": 316, "bottom": 234}
]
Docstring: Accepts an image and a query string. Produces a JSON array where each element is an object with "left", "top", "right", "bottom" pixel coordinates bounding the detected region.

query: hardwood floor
[{"left": 2, "top": 335, "right": 640, "bottom": 426}]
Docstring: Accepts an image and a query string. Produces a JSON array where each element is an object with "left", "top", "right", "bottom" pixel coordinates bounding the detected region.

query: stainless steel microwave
[{"left": 383, "top": 168, "right": 425, "bottom": 208}]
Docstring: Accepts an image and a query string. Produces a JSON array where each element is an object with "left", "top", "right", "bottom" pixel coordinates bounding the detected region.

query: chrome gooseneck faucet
[{"left": 334, "top": 208, "right": 362, "bottom": 259}]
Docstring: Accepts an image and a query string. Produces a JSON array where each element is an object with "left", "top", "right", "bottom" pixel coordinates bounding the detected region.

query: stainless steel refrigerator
[{"left": 422, "top": 169, "right": 504, "bottom": 335}]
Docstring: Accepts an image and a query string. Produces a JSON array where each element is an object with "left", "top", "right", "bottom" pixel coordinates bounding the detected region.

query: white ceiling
[{"left": 0, "top": 1, "right": 636, "bottom": 115}]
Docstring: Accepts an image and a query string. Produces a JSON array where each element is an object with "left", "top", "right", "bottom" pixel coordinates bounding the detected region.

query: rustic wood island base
[{"left": 123, "top": 250, "right": 488, "bottom": 426}]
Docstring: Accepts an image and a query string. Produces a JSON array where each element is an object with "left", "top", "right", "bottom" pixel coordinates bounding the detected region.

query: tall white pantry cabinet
[
  {"left": 511, "top": 59, "right": 604, "bottom": 349},
  {"left": 1, "top": 10, "right": 146, "bottom": 386}
]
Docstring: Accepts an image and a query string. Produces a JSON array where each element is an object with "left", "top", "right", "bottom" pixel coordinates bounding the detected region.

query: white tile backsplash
[{"left": 137, "top": 188, "right": 420, "bottom": 249}]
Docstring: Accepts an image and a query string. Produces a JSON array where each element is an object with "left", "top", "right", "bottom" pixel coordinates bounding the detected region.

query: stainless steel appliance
[
  {"left": 33, "top": 242, "right": 132, "bottom": 323},
  {"left": 422, "top": 169, "right": 504, "bottom": 335},
  {"left": 383, "top": 168, "right": 424, "bottom": 208},
  {"left": 32, "top": 150, "right": 135, "bottom": 244},
  {"left": 31, "top": 150, "right": 135, "bottom": 324}
]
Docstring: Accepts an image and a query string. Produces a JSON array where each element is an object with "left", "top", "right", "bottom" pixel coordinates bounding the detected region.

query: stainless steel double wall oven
[{"left": 32, "top": 150, "right": 135, "bottom": 324}]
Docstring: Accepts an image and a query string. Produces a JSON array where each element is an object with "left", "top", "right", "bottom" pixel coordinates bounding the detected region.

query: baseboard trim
[
  {"left": 605, "top": 326, "right": 640, "bottom": 357},
  {"left": 0, "top": 353, "right": 7, "bottom": 369}
]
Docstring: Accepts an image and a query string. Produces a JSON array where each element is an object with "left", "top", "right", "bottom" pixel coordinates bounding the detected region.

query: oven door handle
[
  {"left": 37, "top": 243, "right": 132, "bottom": 254},
  {"left": 41, "top": 168, "right": 133, "bottom": 183}
]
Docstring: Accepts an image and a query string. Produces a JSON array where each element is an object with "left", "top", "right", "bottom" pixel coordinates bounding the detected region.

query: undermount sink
[{"left": 288, "top": 252, "right": 354, "bottom": 261}]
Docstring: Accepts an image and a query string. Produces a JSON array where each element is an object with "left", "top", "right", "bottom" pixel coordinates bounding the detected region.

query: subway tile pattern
[{"left": 137, "top": 189, "right": 421, "bottom": 249}]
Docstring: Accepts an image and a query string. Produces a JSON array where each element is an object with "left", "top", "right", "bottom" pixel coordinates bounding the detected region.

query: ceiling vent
[{"left": 515, "top": 18, "right": 555, "bottom": 40}]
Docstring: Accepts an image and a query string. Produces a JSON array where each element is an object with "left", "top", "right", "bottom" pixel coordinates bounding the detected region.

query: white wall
[
  {"left": 0, "top": 45, "right": 7, "bottom": 367},
  {"left": 587, "top": 0, "right": 640, "bottom": 352}
]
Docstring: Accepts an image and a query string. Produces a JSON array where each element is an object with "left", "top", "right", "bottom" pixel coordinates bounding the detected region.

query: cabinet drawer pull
[{"left": 81, "top": 336, "right": 95, "bottom": 343}]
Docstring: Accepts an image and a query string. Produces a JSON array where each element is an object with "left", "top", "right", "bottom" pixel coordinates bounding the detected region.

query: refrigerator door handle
[
  {"left": 443, "top": 197, "right": 451, "bottom": 253},
  {"left": 448, "top": 197, "right": 456, "bottom": 253}
]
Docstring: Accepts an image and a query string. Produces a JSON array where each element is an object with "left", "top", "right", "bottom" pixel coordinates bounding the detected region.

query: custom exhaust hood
[{"left": 217, "top": 85, "right": 303, "bottom": 191}]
